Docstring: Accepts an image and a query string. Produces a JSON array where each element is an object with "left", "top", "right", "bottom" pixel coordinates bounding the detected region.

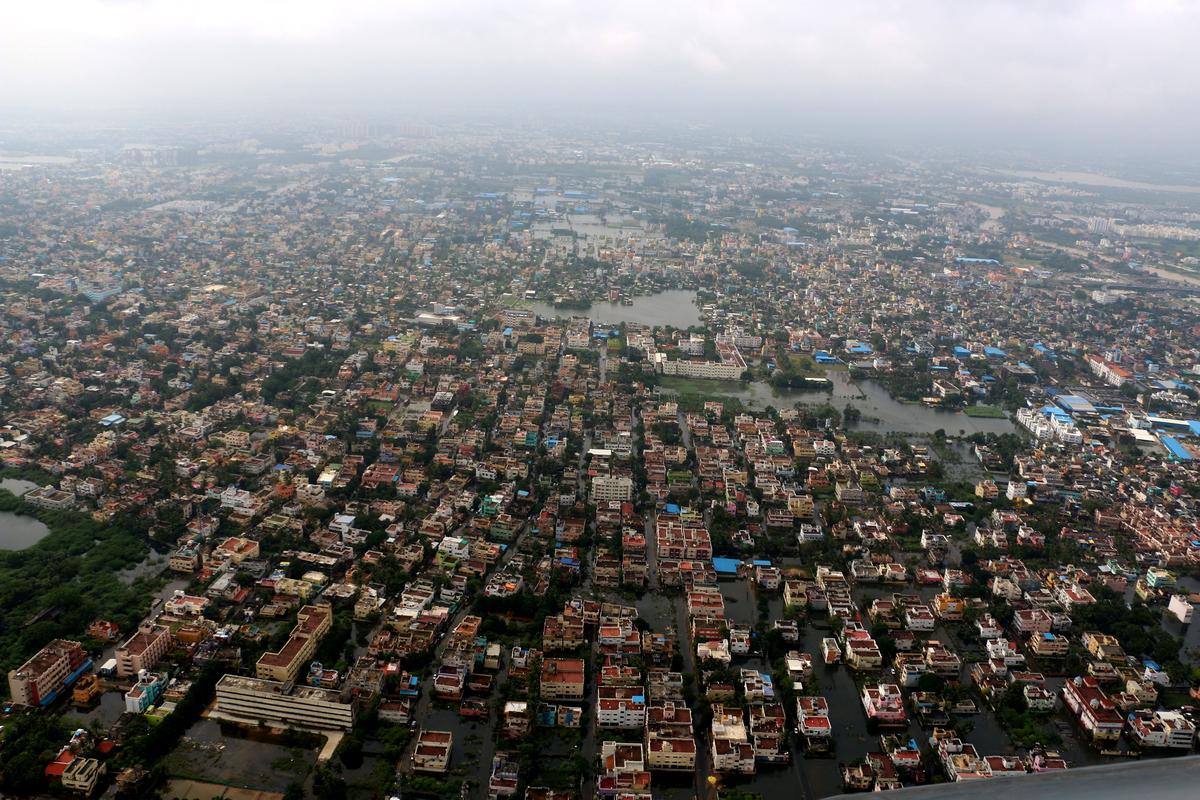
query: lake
[
  {"left": 0, "top": 478, "right": 51, "bottom": 549},
  {"left": 0, "top": 511, "right": 51, "bottom": 549},
  {"left": 660, "top": 368, "right": 1016, "bottom": 437},
  {"left": 529, "top": 289, "right": 702, "bottom": 329},
  {"left": 0, "top": 478, "right": 39, "bottom": 496}
]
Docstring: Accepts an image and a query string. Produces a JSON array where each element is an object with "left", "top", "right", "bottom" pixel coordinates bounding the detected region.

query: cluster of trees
[
  {"left": 874, "top": 368, "right": 935, "bottom": 401},
  {"left": 794, "top": 402, "right": 841, "bottom": 429},
  {"left": 0, "top": 491, "right": 152, "bottom": 671},
  {"left": 663, "top": 215, "right": 717, "bottom": 243},
  {"left": 1072, "top": 596, "right": 1185, "bottom": 676},
  {"left": 964, "top": 432, "right": 1026, "bottom": 471},
  {"left": 0, "top": 713, "right": 71, "bottom": 794},
  {"left": 993, "top": 686, "right": 1060, "bottom": 747},
  {"left": 261, "top": 348, "right": 340, "bottom": 404}
]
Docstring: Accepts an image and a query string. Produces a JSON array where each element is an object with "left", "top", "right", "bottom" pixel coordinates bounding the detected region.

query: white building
[
  {"left": 596, "top": 696, "right": 646, "bottom": 729},
  {"left": 591, "top": 475, "right": 634, "bottom": 504},
  {"left": 1168, "top": 594, "right": 1195, "bottom": 625}
]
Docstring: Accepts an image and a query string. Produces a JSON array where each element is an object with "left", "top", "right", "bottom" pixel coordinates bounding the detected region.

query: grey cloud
[{"left": 1, "top": 0, "right": 1197, "bottom": 155}]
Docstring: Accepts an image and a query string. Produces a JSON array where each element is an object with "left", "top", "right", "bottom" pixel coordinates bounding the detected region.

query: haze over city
[{"left": 3, "top": 0, "right": 1200, "bottom": 157}]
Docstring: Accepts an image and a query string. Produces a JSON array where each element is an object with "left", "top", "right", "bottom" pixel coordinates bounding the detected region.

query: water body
[
  {"left": 972, "top": 202, "right": 1006, "bottom": 233},
  {"left": 0, "top": 511, "right": 51, "bottom": 550},
  {"left": 661, "top": 368, "right": 1016, "bottom": 437},
  {"left": 998, "top": 169, "right": 1200, "bottom": 195},
  {"left": 0, "top": 478, "right": 38, "bottom": 496},
  {"left": 0, "top": 479, "right": 52, "bottom": 549},
  {"left": 529, "top": 289, "right": 703, "bottom": 329}
]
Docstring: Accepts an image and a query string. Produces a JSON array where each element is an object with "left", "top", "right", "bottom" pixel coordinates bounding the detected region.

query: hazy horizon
[{"left": 3, "top": 0, "right": 1199, "bottom": 160}]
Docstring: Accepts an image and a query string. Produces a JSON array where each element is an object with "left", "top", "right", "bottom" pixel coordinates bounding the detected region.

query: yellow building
[{"left": 256, "top": 605, "right": 332, "bottom": 683}]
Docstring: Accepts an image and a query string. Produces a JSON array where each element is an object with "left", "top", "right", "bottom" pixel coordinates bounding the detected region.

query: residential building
[
  {"left": 413, "top": 730, "right": 454, "bottom": 773},
  {"left": 645, "top": 733, "right": 697, "bottom": 771},
  {"left": 256, "top": 605, "right": 332, "bottom": 682},
  {"left": 115, "top": 622, "right": 171, "bottom": 677},
  {"left": 124, "top": 670, "right": 168, "bottom": 713},
  {"left": 61, "top": 757, "right": 105, "bottom": 796},
  {"left": 7, "top": 639, "right": 90, "bottom": 707},
  {"left": 540, "top": 658, "right": 586, "bottom": 700},
  {"left": 591, "top": 475, "right": 634, "bottom": 503}
]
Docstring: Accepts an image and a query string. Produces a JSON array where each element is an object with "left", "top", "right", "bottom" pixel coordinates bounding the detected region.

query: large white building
[
  {"left": 595, "top": 693, "right": 646, "bottom": 729},
  {"left": 591, "top": 475, "right": 634, "bottom": 504},
  {"left": 214, "top": 674, "right": 356, "bottom": 730}
]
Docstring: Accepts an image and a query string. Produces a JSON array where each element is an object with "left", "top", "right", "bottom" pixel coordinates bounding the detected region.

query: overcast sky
[{"left": 2, "top": 0, "right": 1198, "bottom": 155}]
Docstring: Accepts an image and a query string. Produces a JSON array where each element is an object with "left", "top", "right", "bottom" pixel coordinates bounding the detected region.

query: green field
[
  {"left": 963, "top": 405, "right": 1007, "bottom": 418},
  {"left": 659, "top": 375, "right": 746, "bottom": 396}
]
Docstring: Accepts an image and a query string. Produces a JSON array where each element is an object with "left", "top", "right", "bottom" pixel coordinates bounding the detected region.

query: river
[{"left": 529, "top": 289, "right": 703, "bottom": 329}]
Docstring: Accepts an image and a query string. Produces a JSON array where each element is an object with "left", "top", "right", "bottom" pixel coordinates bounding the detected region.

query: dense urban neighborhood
[{"left": 2, "top": 121, "right": 1200, "bottom": 800}]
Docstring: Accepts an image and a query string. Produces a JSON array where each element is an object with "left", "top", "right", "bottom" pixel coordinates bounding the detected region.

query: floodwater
[
  {"left": 972, "top": 202, "right": 1005, "bottom": 233},
  {"left": 71, "top": 690, "right": 128, "bottom": 728},
  {"left": 660, "top": 368, "right": 1016, "bottom": 437},
  {"left": 1143, "top": 265, "right": 1200, "bottom": 288},
  {"left": 693, "top": 573, "right": 1121, "bottom": 798},
  {"left": 0, "top": 510, "right": 51, "bottom": 549},
  {"left": 998, "top": 169, "right": 1200, "bottom": 195},
  {"left": 529, "top": 289, "right": 703, "bottom": 329},
  {"left": 165, "top": 718, "right": 319, "bottom": 792}
]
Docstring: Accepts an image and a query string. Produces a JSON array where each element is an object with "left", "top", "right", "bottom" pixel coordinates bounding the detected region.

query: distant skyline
[{"left": 2, "top": 1, "right": 1199, "bottom": 158}]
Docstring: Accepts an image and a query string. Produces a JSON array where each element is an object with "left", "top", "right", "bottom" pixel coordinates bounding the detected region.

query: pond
[{"left": 529, "top": 289, "right": 702, "bottom": 329}]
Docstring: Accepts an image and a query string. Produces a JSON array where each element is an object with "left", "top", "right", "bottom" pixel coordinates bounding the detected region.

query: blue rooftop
[
  {"left": 713, "top": 557, "right": 740, "bottom": 574},
  {"left": 1161, "top": 436, "right": 1192, "bottom": 461}
]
